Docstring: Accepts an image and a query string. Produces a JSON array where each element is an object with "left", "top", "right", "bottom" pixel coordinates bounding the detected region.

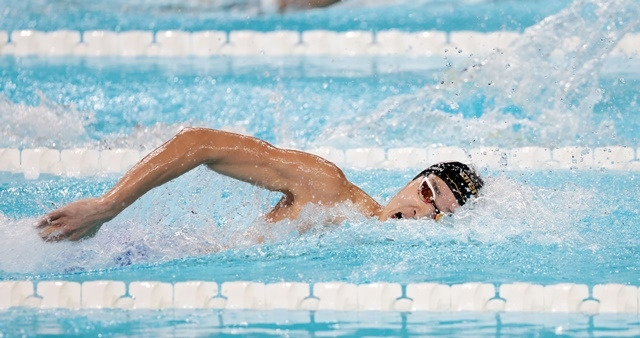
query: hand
[{"left": 37, "top": 198, "right": 113, "bottom": 242}]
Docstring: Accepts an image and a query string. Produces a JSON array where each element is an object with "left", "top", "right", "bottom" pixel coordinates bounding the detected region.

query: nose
[
  {"left": 414, "top": 208, "right": 430, "bottom": 219},
  {"left": 414, "top": 201, "right": 438, "bottom": 220},
  {"left": 397, "top": 198, "right": 435, "bottom": 220}
]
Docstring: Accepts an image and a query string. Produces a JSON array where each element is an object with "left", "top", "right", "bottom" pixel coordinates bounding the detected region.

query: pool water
[
  {"left": 2, "top": 55, "right": 640, "bottom": 150},
  {"left": 0, "top": 309, "right": 638, "bottom": 336},
  {"left": 0, "top": 0, "right": 572, "bottom": 32},
  {"left": 1, "top": 167, "right": 639, "bottom": 284},
  {"left": 1, "top": 0, "right": 640, "bottom": 336}
]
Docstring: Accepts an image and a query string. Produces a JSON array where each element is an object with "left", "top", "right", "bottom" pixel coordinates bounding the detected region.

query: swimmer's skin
[
  {"left": 277, "top": 0, "right": 340, "bottom": 11},
  {"left": 37, "top": 128, "right": 460, "bottom": 241}
]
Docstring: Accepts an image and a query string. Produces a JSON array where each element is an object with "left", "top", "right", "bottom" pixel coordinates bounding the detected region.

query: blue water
[
  {"left": 0, "top": 0, "right": 573, "bottom": 32},
  {"left": 1, "top": 56, "right": 639, "bottom": 149},
  {"left": 1, "top": 0, "right": 640, "bottom": 336},
  {"left": 1, "top": 168, "right": 639, "bottom": 287},
  {"left": 0, "top": 309, "right": 638, "bottom": 336}
]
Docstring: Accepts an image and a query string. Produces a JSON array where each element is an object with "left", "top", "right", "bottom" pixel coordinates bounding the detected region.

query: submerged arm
[{"left": 37, "top": 127, "right": 335, "bottom": 241}]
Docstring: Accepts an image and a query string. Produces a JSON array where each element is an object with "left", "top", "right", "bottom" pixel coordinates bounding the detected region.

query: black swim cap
[{"left": 413, "top": 161, "right": 484, "bottom": 207}]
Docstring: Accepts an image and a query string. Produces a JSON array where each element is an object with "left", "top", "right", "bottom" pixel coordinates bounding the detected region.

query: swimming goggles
[{"left": 419, "top": 176, "right": 446, "bottom": 221}]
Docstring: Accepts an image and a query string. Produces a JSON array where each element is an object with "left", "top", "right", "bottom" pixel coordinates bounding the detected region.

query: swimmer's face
[{"left": 379, "top": 174, "right": 460, "bottom": 221}]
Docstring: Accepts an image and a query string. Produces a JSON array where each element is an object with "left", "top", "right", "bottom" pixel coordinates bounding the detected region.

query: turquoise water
[
  {"left": 1, "top": 56, "right": 639, "bottom": 149},
  {"left": 0, "top": 0, "right": 572, "bottom": 32},
  {"left": 1, "top": 309, "right": 638, "bottom": 336},
  {"left": 1, "top": 169, "right": 639, "bottom": 287},
  {"left": 1, "top": 0, "right": 640, "bottom": 336}
]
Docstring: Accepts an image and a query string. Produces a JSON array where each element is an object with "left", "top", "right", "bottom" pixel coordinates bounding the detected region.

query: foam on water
[
  {"left": 0, "top": 0, "right": 638, "bottom": 285},
  {"left": 0, "top": 95, "right": 93, "bottom": 149},
  {"left": 1, "top": 0, "right": 638, "bottom": 150},
  {"left": 320, "top": 0, "right": 640, "bottom": 148},
  {"left": 0, "top": 168, "right": 281, "bottom": 274},
  {"left": 0, "top": 168, "right": 599, "bottom": 276}
]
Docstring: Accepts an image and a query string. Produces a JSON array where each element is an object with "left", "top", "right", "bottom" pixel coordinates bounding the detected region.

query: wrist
[{"left": 97, "top": 196, "right": 121, "bottom": 219}]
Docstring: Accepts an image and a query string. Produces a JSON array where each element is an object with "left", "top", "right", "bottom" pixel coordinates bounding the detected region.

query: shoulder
[
  {"left": 272, "top": 148, "right": 353, "bottom": 199},
  {"left": 283, "top": 149, "right": 381, "bottom": 213},
  {"left": 279, "top": 148, "right": 349, "bottom": 186}
]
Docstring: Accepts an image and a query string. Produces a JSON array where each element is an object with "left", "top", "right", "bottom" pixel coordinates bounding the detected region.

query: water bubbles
[
  {"left": 0, "top": 95, "right": 94, "bottom": 149},
  {"left": 317, "top": 0, "right": 639, "bottom": 149}
]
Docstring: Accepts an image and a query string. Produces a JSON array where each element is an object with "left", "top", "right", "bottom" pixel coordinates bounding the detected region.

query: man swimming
[{"left": 37, "top": 128, "right": 483, "bottom": 241}]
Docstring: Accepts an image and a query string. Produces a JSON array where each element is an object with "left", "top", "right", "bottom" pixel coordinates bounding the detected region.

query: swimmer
[
  {"left": 204, "top": 0, "right": 341, "bottom": 14},
  {"left": 276, "top": 0, "right": 341, "bottom": 11},
  {"left": 37, "top": 128, "right": 483, "bottom": 241}
]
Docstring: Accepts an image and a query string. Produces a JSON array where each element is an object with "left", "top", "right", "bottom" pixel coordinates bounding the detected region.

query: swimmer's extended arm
[{"left": 37, "top": 127, "right": 344, "bottom": 241}]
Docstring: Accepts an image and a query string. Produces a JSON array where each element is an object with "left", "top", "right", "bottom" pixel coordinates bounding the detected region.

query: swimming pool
[{"left": 1, "top": 0, "right": 640, "bottom": 336}]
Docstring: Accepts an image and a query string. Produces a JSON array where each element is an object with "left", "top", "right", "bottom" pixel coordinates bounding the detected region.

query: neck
[{"left": 346, "top": 184, "right": 384, "bottom": 219}]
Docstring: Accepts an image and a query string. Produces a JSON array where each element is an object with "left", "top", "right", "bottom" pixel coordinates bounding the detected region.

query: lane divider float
[
  {"left": 0, "top": 280, "right": 637, "bottom": 313},
  {"left": 0, "top": 30, "right": 638, "bottom": 57},
  {"left": 0, "top": 146, "right": 638, "bottom": 179}
]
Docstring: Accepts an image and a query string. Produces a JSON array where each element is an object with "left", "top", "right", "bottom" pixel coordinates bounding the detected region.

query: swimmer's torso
[{"left": 263, "top": 180, "right": 382, "bottom": 223}]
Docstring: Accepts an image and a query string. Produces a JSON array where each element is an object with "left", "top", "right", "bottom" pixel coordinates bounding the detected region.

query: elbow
[
  {"left": 175, "top": 127, "right": 201, "bottom": 149},
  {"left": 178, "top": 127, "right": 212, "bottom": 143},
  {"left": 173, "top": 127, "right": 210, "bottom": 162},
  {"left": 177, "top": 127, "right": 201, "bottom": 139}
]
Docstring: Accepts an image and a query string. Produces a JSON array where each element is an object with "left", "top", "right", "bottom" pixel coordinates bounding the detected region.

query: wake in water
[
  {"left": 0, "top": 95, "right": 93, "bottom": 149},
  {"left": 1, "top": 0, "right": 637, "bottom": 151},
  {"left": 0, "top": 0, "right": 634, "bottom": 279},
  {"left": 318, "top": 0, "right": 640, "bottom": 148},
  {"left": 0, "top": 168, "right": 598, "bottom": 276}
]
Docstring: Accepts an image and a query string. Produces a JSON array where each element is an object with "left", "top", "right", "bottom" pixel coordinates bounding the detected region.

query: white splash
[
  {"left": 0, "top": 95, "right": 93, "bottom": 149},
  {"left": 317, "top": 0, "right": 639, "bottom": 148},
  {"left": 97, "top": 123, "right": 251, "bottom": 151},
  {"left": 0, "top": 170, "right": 601, "bottom": 275}
]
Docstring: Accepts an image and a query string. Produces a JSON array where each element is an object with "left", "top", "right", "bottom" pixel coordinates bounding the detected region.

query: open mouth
[{"left": 391, "top": 212, "right": 403, "bottom": 219}]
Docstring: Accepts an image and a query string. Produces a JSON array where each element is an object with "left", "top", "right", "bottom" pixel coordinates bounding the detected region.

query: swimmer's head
[{"left": 379, "top": 161, "right": 484, "bottom": 221}]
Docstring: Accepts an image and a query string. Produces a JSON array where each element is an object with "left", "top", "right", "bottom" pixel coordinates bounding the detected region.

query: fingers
[
  {"left": 36, "top": 209, "right": 77, "bottom": 242},
  {"left": 41, "top": 226, "right": 85, "bottom": 242},
  {"left": 39, "top": 223, "right": 67, "bottom": 242},
  {"left": 39, "top": 220, "right": 97, "bottom": 242},
  {"left": 36, "top": 216, "right": 51, "bottom": 229},
  {"left": 38, "top": 217, "right": 73, "bottom": 242},
  {"left": 35, "top": 200, "right": 104, "bottom": 242},
  {"left": 42, "top": 232, "right": 64, "bottom": 242},
  {"left": 36, "top": 210, "right": 64, "bottom": 229}
]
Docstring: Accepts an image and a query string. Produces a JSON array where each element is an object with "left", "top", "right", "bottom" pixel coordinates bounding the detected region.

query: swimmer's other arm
[{"left": 37, "top": 127, "right": 348, "bottom": 241}]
